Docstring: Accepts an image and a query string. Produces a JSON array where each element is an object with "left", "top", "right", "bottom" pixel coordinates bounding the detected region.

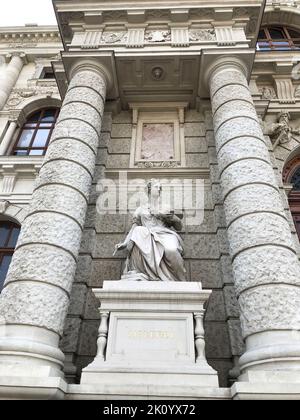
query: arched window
[
  {"left": 0, "top": 220, "right": 20, "bottom": 291},
  {"left": 257, "top": 26, "right": 300, "bottom": 50},
  {"left": 12, "top": 107, "right": 59, "bottom": 156},
  {"left": 283, "top": 156, "right": 300, "bottom": 240}
]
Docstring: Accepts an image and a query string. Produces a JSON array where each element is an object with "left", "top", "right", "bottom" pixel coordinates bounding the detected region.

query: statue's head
[
  {"left": 279, "top": 111, "right": 290, "bottom": 123},
  {"left": 147, "top": 179, "right": 162, "bottom": 198}
]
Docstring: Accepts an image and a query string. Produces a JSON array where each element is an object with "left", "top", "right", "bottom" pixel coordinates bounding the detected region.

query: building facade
[{"left": 0, "top": 0, "right": 299, "bottom": 399}]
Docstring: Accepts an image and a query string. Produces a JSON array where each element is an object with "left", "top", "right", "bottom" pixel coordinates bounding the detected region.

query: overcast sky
[{"left": 0, "top": 0, "right": 57, "bottom": 26}]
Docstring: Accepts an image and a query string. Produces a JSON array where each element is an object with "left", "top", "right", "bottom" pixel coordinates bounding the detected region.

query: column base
[
  {"left": 232, "top": 371, "right": 300, "bottom": 400},
  {"left": 0, "top": 376, "right": 67, "bottom": 400},
  {"left": 0, "top": 325, "right": 65, "bottom": 379}
]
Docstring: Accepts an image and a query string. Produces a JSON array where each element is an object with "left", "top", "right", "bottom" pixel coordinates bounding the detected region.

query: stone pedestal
[{"left": 79, "top": 281, "right": 219, "bottom": 399}]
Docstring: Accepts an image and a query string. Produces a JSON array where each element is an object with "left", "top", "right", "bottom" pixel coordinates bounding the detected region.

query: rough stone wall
[{"left": 61, "top": 107, "right": 237, "bottom": 387}]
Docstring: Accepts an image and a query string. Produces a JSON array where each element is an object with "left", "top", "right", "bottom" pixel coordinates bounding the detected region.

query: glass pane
[
  {"left": 41, "top": 109, "right": 57, "bottom": 122},
  {"left": 14, "top": 150, "right": 28, "bottom": 156},
  {"left": 269, "top": 28, "right": 285, "bottom": 39},
  {"left": 24, "top": 123, "right": 38, "bottom": 129},
  {"left": 39, "top": 123, "right": 52, "bottom": 128},
  {"left": 7, "top": 227, "right": 20, "bottom": 248},
  {"left": 17, "top": 129, "right": 34, "bottom": 147},
  {"left": 29, "top": 149, "right": 44, "bottom": 156},
  {"left": 0, "top": 223, "right": 10, "bottom": 247},
  {"left": 258, "top": 29, "right": 267, "bottom": 39},
  {"left": 27, "top": 111, "right": 41, "bottom": 122},
  {"left": 291, "top": 167, "right": 300, "bottom": 190},
  {"left": 0, "top": 254, "right": 12, "bottom": 291},
  {"left": 32, "top": 129, "right": 50, "bottom": 147},
  {"left": 288, "top": 29, "right": 300, "bottom": 38}
]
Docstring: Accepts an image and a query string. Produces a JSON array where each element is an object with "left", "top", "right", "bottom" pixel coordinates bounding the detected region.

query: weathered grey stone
[
  {"left": 208, "top": 146, "right": 217, "bottom": 164},
  {"left": 228, "top": 213, "right": 295, "bottom": 259},
  {"left": 69, "top": 70, "right": 106, "bottom": 96},
  {"left": 95, "top": 214, "right": 126, "bottom": 233},
  {"left": 186, "top": 153, "right": 209, "bottom": 168},
  {"left": 0, "top": 281, "right": 69, "bottom": 335},
  {"left": 223, "top": 285, "right": 240, "bottom": 318},
  {"left": 29, "top": 184, "right": 87, "bottom": 228},
  {"left": 204, "top": 321, "right": 232, "bottom": 358},
  {"left": 112, "top": 111, "right": 132, "bottom": 123},
  {"left": 220, "top": 255, "right": 234, "bottom": 285},
  {"left": 210, "top": 164, "right": 220, "bottom": 183},
  {"left": 108, "top": 137, "right": 131, "bottom": 154},
  {"left": 99, "top": 132, "right": 110, "bottom": 148},
  {"left": 206, "top": 130, "right": 215, "bottom": 147},
  {"left": 36, "top": 160, "right": 92, "bottom": 200},
  {"left": 221, "top": 159, "right": 277, "bottom": 199},
  {"left": 213, "top": 204, "right": 226, "bottom": 229},
  {"left": 68, "top": 284, "right": 87, "bottom": 316},
  {"left": 190, "top": 259, "right": 223, "bottom": 288},
  {"left": 52, "top": 119, "right": 99, "bottom": 154},
  {"left": 93, "top": 234, "right": 128, "bottom": 258},
  {"left": 111, "top": 123, "right": 132, "bottom": 138},
  {"left": 185, "top": 137, "right": 207, "bottom": 153},
  {"left": 216, "top": 118, "right": 263, "bottom": 153},
  {"left": 207, "top": 359, "right": 233, "bottom": 388},
  {"left": 89, "top": 259, "right": 123, "bottom": 286},
  {"left": 184, "top": 233, "right": 220, "bottom": 259},
  {"left": 63, "top": 86, "right": 105, "bottom": 112},
  {"left": 233, "top": 245, "right": 300, "bottom": 296},
  {"left": 18, "top": 213, "right": 82, "bottom": 258},
  {"left": 211, "top": 84, "right": 252, "bottom": 114},
  {"left": 5, "top": 244, "right": 76, "bottom": 291},
  {"left": 213, "top": 101, "right": 257, "bottom": 132},
  {"left": 224, "top": 184, "right": 286, "bottom": 226},
  {"left": 217, "top": 137, "right": 270, "bottom": 175},
  {"left": 84, "top": 289, "right": 100, "bottom": 319},
  {"left": 210, "top": 69, "right": 247, "bottom": 98},
  {"left": 60, "top": 317, "right": 82, "bottom": 353},
  {"left": 239, "top": 284, "right": 300, "bottom": 338},
  {"left": 184, "top": 122, "right": 205, "bottom": 137},
  {"left": 74, "top": 255, "right": 93, "bottom": 283},
  {"left": 211, "top": 184, "right": 223, "bottom": 205},
  {"left": 59, "top": 102, "right": 103, "bottom": 134},
  {"left": 217, "top": 228, "right": 230, "bottom": 254},
  {"left": 227, "top": 319, "right": 245, "bottom": 356},
  {"left": 78, "top": 320, "right": 100, "bottom": 355},
  {"left": 185, "top": 110, "right": 203, "bottom": 122},
  {"left": 205, "top": 290, "right": 226, "bottom": 321},
  {"left": 106, "top": 154, "right": 130, "bottom": 169},
  {"left": 101, "top": 113, "right": 113, "bottom": 133},
  {"left": 46, "top": 138, "right": 96, "bottom": 176},
  {"left": 186, "top": 210, "right": 215, "bottom": 233},
  {"left": 79, "top": 229, "right": 96, "bottom": 254}
]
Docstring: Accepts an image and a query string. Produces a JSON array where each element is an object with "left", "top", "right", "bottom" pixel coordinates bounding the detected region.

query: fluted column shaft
[
  {"left": 209, "top": 58, "right": 300, "bottom": 376},
  {"left": 0, "top": 54, "right": 25, "bottom": 110},
  {"left": 0, "top": 64, "right": 107, "bottom": 376}
]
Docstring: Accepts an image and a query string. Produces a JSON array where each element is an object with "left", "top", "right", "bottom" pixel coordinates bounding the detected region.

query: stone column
[
  {"left": 0, "top": 53, "right": 26, "bottom": 110},
  {"left": 208, "top": 58, "right": 300, "bottom": 379},
  {"left": 0, "top": 62, "right": 108, "bottom": 379},
  {"left": 0, "top": 120, "right": 18, "bottom": 155}
]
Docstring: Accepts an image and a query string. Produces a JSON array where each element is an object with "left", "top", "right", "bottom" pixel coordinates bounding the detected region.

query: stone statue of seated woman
[{"left": 113, "top": 179, "right": 186, "bottom": 281}]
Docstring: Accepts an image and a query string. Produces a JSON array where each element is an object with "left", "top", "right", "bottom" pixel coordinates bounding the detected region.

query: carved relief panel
[{"left": 129, "top": 103, "right": 187, "bottom": 169}]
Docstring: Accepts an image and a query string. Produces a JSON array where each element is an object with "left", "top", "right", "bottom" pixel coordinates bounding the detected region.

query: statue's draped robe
[{"left": 125, "top": 206, "right": 186, "bottom": 281}]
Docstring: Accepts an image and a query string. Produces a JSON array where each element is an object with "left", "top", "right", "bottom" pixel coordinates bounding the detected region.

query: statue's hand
[{"left": 113, "top": 242, "right": 127, "bottom": 256}]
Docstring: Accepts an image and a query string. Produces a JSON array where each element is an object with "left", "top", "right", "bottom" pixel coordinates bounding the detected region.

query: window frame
[
  {"left": 257, "top": 26, "right": 300, "bottom": 51},
  {"left": 0, "top": 220, "right": 21, "bottom": 292},
  {"left": 12, "top": 107, "right": 59, "bottom": 156}
]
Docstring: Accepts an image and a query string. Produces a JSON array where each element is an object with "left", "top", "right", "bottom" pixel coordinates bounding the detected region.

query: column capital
[
  {"left": 61, "top": 51, "right": 119, "bottom": 99},
  {"left": 204, "top": 56, "right": 249, "bottom": 86},
  {"left": 5, "top": 52, "right": 28, "bottom": 65},
  {"left": 70, "top": 60, "right": 112, "bottom": 90}
]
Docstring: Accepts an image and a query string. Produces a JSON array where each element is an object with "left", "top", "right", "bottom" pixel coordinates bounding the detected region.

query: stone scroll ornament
[
  {"left": 145, "top": 30, "right": 171, "bottom": 42},
  {"left": 113, "top": 179, "right": 186, "bottom": 281},
  {"left": 264, "top": 111, "right": 300, "bottom": 148}
]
